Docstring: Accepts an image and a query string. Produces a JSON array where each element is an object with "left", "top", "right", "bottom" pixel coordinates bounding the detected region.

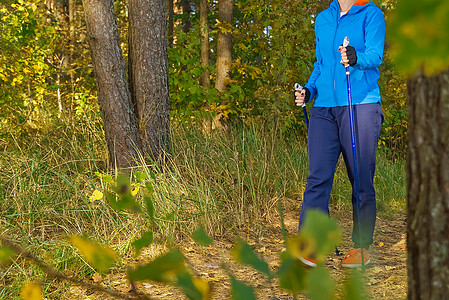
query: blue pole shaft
[
  {"left": 302, "top": 104, "right": 309, "bottom": 130},
  {"left": 345, "top": 65, "right": 364, "bottom": 266}
]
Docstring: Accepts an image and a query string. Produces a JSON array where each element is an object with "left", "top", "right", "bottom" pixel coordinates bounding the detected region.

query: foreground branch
[{"left": 0, "top": 237, "right": 150, "bottom": 300}]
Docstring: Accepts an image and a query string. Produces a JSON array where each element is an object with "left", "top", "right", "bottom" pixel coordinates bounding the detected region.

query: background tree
[
  {"left": 215, "top": 0, "right": 233, "bottom": 92},
  {"left": 389, "top": 1, "right": 449, "bottom": 298},
  {"left": 128, "top": 0, "right": 171, "bottom": 161},
  {"left": 200, "top": 0, "right": 211, "bottom": 88},
  {"left": 82, "top": 0, "right": 141, "bottom": 169}
]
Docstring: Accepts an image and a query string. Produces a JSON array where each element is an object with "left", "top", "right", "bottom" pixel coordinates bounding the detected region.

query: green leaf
[
  {"left": 144, "top": 196, "right": 155, "bottom": 221},
  {"left": 127, "top": 248, "right": 186, "bottom": 283},
  {"left": 69, "top": 235, "right": 117, "bottom": 273},
  {"left": 107, "top": 174, "right": 141, "bottom": 213},
  {"left": 300, "top": 209, "right": 341, "bottom": 262},
  {"left": 343, "top": 270, "right": 367, "bottom": 300},
  {"left": 230, "top": 275, "right": 257, "bottom": 300},
  {"left": 306, "top": 266, "right": 336, "bottom": 300},
  {"left": 192, "top": 226, "right": 213, "bottom": 246},
  {"left": 144, "top": 181, "right": 154, "bottom": 195},
  {"left": 277, "top": 257, "right": 307, "bottom": 293},
  {"left": 132, "top": 231, "right": 154, "bottom": 256},
  {"left": 135, "top": 171, "right": 147, "bottom": 183},
  {"left": 231, "top": 238, "right": 271, "bottom": 276},
  {"left": 177, "top": 270, "right": 210, "bottom": 300},
  {"left": 0, "top": 247, "right": 15, "bottom": 263}
]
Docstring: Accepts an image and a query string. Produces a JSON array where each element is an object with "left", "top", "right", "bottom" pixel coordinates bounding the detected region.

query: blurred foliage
[{"left": 388, "top": 0, "right": 449, "bottom": 75}]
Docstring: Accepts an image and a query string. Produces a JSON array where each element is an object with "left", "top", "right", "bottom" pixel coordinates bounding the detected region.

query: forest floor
[{"left": 66, "top": 198, "right": 407, "bottom": 300}]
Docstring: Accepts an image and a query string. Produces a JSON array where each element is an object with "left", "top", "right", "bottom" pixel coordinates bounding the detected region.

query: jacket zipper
[{"left": 333, "top": 13, "right": 340, "bottom": 105}]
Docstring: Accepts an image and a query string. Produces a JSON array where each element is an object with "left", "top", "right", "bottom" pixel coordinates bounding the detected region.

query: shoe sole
[
  {"left": 298, "top": 256, "right": 317, "bottom": 268},
  {"left": 341, "top": 258, "right": 371, "bottom": 268}
]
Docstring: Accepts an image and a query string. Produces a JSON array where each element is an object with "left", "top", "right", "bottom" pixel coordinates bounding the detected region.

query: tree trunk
[
  {"left": 82, "top": 0, "right": 141, "bottom": 169},
  {"left": 180, "top": 0, "right": 192, "bottom": 33},
  {"left": 167, "top": 0, "right": 174, "bottom": 47},
  {"left": 128, "top": 0, "right": 171, "bottom": 162},
  {"left": 407, "top": 69, "right": 449, "bottom": 299},
  {"left": 215, "top": 0, "right": 232, "bottom": 92},
  {"left": 200, "top": 0, "right": 210, "bottom": 87}
]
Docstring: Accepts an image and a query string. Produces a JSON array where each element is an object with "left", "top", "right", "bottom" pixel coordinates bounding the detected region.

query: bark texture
[
  {"left": 82, "top": 0, "right": 140, "bottom": 169},
  {"left": 167, "top": 0, "right": 174, "bottom": 47},
  {"left": 407, "top": 69, "right": 449, "bottom": 299},
  {"left": 180, "top": 0, "right": 192, "bottom": 33},
  {"left": 215, "top": 0, "right": 233, "bottom": 92},
  {"left": 128, "top": 0, "right": 170, "bottom": 161},
  {"left": 200, "top": 0, "right": 210, "bottom": 87}
]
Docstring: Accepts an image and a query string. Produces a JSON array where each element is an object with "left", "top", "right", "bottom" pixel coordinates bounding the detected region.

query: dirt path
[{"left": 68, "top": 200, "right": 407, "bottom": 299}]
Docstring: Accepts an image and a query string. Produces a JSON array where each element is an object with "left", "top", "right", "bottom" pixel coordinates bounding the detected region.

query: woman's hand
[
  {"left": 339, "top": 45, "right": 357, "bottom": 66},
  {"left": 295, "top": 87, "right": 310, "bottom": 106}
]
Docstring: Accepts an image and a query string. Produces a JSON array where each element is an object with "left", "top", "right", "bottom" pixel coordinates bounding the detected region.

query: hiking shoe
[
  {"left": 282, "top": 248, "right": 317, "bottom": 267},
  {"left": 298, "top": 255, "right": 317, "bottom": 268},
  {"left": 341, "top": 248, "right": 370, "bottom": 268}
]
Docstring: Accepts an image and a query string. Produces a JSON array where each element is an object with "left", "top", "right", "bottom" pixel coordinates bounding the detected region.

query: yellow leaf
[
  {"left": 378, "top": 242, "right": 384, "bottom": 247},
  {"left": 70, "top": 235, "right": 117, "bottom": 272},
  {"left": 130, "top": 184, "right": 139, "bottom": 197},
  {"left": 20, "top": 283, "right": 42, "bottom": 300},
  {"left": 193, "top": 277, "right": 210, "bottom": 300},
  {"left": 89, "top": 190, "right": 103, "bottom": 202}
]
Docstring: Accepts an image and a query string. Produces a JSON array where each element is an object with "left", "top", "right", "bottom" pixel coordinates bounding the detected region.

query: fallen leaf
[
  {"left": 92, "top": 273, "right": 102, "bottom": 283},
  {"left": 387, "top": 276, "right": 396, "bottom": 282},
  {"left": 257, "top": 247, "right": 266, "bottom": 253},
  {"left": 372, "top": 266, "right": 382, "bottom": 274},
  {"left": 368, "top": 278, "right": 379, "bottom": 286},
  {"left": 378, "top": 242, "right": 385, "bottom": 247},
  {"left": 385, "top": 266, "right": 396, "bottom": 271}
]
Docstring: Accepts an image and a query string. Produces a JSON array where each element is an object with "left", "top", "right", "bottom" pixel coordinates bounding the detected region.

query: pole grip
[{"left": 294, "top": 83, "right": 306, "bottom": 108}]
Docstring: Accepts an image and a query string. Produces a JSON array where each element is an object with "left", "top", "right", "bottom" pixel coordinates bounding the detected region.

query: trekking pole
[
  {"left": 294, "top": 83, "right": 309, "bottom": 130},
  {"left": 343, "top": 36, "right": 364, "bottom": 267}
]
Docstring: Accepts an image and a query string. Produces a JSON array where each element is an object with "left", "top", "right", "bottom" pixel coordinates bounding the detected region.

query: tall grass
[{"left": 0, "top": 118, "right": 406, "bottom": 298}]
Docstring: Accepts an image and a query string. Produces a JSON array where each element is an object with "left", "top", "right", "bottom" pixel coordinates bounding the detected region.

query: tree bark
[
  {"left": 82, "top": 0, "right": 141, "bottom": 169},
  {"left": 128, "top": 0, "right": 171, "bottom": 162},
  {"left": 167, "top": 0, "right": 174, "bottom": 47},
  {"left": 180, "top": 0, "right": 192, "bottom": 33},
  {"left": 407, "top": 69, "right": 449, "bottom": 299},
  {"left": 215, "top": 0, "right": 232, "bottom": 92},
  {"left": 200, "top": 0, "right": 210, "bottom": 87}
]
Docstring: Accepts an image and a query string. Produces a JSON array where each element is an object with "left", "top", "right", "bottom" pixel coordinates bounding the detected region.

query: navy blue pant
[{"left": 298, "top": 103, "right": 384, "bottom": 249}]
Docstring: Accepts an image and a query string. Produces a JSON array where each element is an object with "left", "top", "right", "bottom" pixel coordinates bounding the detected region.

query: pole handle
[
  {"left": 294, "top": 83, "right": 306, "bottom": 108},
  {"left": 343, "top": 36, "right": 349, "bottom": 48}
]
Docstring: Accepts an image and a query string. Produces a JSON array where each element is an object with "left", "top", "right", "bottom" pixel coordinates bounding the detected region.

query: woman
[{"left": 294, "top": 0, "right": 385, "bottom": 268}]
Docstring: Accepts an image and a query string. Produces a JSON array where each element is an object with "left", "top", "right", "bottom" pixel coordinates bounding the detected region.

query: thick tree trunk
[
  {"left": 407, "top": 69, "right": 449, "bottom": 299},
  {"left": 215, "top": 0, "right": 232, "bottom": 92},
  {"left": 82, "top": 0, "right": 141, "bottom": 169},
  {"left": 128, "top": 0, "right": 170, "bottom": 162},
  {"left": 200, "top": 0, "right": 210, "bottom": 87}
]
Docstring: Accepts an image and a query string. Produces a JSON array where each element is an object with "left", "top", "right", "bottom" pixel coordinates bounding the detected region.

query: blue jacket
[{"left": 305, "top": 0, "right": 385, "bottom": 107}]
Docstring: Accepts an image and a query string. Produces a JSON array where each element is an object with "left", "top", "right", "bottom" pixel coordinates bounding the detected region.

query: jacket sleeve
[
  {"left": 305, "top": 25, "right": 321, "bottom": 102},
  {"left": 354, "top": 8, "right": 385, "bottom": 70}
]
